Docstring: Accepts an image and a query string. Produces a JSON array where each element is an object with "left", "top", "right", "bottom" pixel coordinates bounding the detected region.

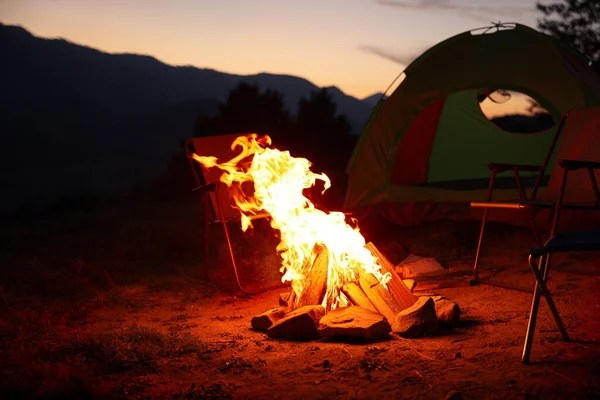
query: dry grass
[{"left": 0, "top": 197, "right": 215, "bottom": 398}]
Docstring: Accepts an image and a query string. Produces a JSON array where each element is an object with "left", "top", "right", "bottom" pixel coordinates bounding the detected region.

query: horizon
[{"left": 1, "top": 0, "right": 541, "bottom": 100}]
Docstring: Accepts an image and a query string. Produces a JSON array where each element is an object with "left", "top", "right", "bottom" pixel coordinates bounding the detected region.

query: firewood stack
[{"left": 251, "top": 242, "right": 461, "bottom": 341}]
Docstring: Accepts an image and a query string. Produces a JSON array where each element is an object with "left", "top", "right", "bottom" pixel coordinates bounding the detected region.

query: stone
[
  {"left": 432, "top": 295, "right": 461, "bottom": 326},
  {"left": 392, "top": 296, "right": 439, "bottom": 338},
  {"left": 267, "top": 305, "right": 325, "bottom": 341},
  {"left": 317, "top": 306, "right": 391, "bottom": 341},
  {"left": 251, "top": 307, "right": 287, "bottom": 331}
]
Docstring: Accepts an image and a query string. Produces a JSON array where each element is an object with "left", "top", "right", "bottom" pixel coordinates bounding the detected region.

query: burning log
[
  {"left": 342, "top": 282, "right": 378, "bottom": 313},
  {"left": 358, "top": 270, "right": 402, "bottom": 324},
  {"left": 366, "top": 242, "right": 416, "bottom": 310},
  {"left": 296, "top": 244, "right": 329, "bottom": 309}
]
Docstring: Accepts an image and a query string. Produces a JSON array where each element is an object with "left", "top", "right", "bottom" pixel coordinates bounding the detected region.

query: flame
[{"left": 193, "top": 134, "right": 390, "bottom": 310}]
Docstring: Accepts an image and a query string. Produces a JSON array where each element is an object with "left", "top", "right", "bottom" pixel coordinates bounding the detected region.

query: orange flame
[{"left": 193, "top": 134, "right": 390, "bottom": 309}]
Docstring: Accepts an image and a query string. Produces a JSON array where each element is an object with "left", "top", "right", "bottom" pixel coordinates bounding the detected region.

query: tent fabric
[
  {"left": 427, "top": 90, "right": 555, "bottom": 184},
  {"left": 391, "top": 98, "right": 445, "bottom": 185},
  {"left": 344, "top": 24, "right": 600, "bottom": 226},
  {"left": 546, "top": 107, "right": 600, "bottom": 203}
]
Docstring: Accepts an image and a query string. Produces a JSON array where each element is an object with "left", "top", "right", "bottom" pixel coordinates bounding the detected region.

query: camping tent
[{"left": 344, "top": 23, "right": 600, "bottom": 227}]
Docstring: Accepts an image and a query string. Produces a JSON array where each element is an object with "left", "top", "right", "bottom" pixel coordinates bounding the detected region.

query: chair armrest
[
  {"left": 486, "top": 162, "right": 544, "bottom": 172},
  {"left": 192, "top": 181, "right": 218, "bottom": 193},
  {"left": 559, "top": 159, "right": 600, "bottom": 171}
]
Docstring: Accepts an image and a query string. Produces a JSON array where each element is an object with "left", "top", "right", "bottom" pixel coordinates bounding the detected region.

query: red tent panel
[{"left": 390, "top": 98, "right": 446, "bottom": 185}]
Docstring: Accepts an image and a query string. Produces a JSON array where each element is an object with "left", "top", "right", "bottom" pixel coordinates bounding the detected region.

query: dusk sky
[{"left": 1, "top": 0, "right": 542, "bottom": 99}]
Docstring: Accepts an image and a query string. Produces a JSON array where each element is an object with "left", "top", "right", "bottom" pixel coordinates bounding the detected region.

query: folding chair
[
  {"left": 470, "top": 108, "right": 600, "bottom": 284},
  {"left": 522, "top": 159, "right": 600, "bottom": 362},
  {"left": 522, "top": 228, "right": 600, "bottom": 363},
  {"left": 185, "top": 134, "right": 276, "bottom": 294}
]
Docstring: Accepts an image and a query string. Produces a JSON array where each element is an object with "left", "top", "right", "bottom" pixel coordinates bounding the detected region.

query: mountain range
[{"left": 0, "top": 22, "right": 382, "bottom": 213}]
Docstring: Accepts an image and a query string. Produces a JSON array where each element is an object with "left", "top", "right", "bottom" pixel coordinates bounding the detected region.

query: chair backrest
[
  {"left": 527, "top": 111, "right": 572, "bottom": 201},
  {"left": 186, "top": 134, "right": 248, "bottom": 221},
  {"left": 544, "top": 106, "right": 600, "bottom": 202}
]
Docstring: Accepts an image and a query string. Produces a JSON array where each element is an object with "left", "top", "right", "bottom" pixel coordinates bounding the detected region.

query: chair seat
[{"left": 530, "top": 229, "right": 600, "bottom": 258}]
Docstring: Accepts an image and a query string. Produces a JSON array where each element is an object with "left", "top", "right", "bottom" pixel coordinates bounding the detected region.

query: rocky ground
[{"left": 1, "top": 198, "right": 599, "bottom": 399}]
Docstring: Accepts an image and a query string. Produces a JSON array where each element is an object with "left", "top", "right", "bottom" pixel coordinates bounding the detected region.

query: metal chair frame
[
  {"left": 470, "top": 112, "right": 600, "bottom": 285},
  {"left": 522, "top": 160, "right": 600, "bottom": 362},
  {"left": 185, "top": 136, "right": 279, "bottom": 295}
]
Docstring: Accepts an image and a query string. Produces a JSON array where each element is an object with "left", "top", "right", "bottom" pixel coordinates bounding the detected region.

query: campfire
[{"left": 193, "top": 134, "right": 460, "bottom": 341}]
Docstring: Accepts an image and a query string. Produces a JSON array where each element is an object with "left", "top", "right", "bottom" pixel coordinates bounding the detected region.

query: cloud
[
  {"left": 376, "top": 0, "right": 537, "bottom": 22},
  {"left": 358, "top": 44, "right": 424, "bottom": 65}
]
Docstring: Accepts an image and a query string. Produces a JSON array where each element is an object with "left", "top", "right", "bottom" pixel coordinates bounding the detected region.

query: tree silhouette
[
  {"left": 195, "top": 85, "right": 354, "bottom": 169},
  {"left": 536, "top": 0, "right": 600, "bottom": 73},
  {"left": 294, "top": 88, "right": 353, "bottom": 168},
  {"left": 194, "top": 82, "right": 291, "bottom": 138},
  {"left": 290, "top": 88, "right": 356, "bottom": 209}
]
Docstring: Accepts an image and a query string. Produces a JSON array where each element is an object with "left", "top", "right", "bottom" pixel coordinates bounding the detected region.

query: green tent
[{"left": 344, "top": 23, "right": 600, "bottom": 226}]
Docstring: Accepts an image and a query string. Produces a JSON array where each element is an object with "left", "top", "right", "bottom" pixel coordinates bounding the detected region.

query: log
[
  {"left": 342, "top": 282, "right": 378, "bottom": 313},
  {"left": 267, "top": 305, "right": 326, "bottom": 341},
  {"left": 358, "top": 270, "right": 402, "bottom": 324},
  {"left": 288, "top": 290, "right": 297, "bottom": 309},
  {"left": 296, "top": 244, "right": 329, "bottom": 308},
  {"left": 279, "top": 290, "right": 297, "bottom": 308},
  {"left": 318, "top": 306, "right": 391, "bottom": 341},
  {"left": 251, "top": 307, "right": 287, "bottom": 331},
  {"left": 365, "top": 242, "right": 416, "bottom": 310},
  {"left": 279, "top": 292, "right": 290, "bottom": 307}
]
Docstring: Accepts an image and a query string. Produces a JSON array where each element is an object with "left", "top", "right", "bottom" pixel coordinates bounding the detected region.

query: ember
[{"left": 193, "top": 134, "right": 455, "bottom": 340}]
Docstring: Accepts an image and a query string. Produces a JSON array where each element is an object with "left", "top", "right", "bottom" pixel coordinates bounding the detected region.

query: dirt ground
[{"left": 1, "top": 197, "right": 599, "bottom": 399}]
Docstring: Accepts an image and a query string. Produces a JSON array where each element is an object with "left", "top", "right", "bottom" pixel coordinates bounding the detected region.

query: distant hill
[
  {"left": 361, "top": 93, "right": 386, "bottom": 105},
  {"left": 0, "top": 23, "right": 377, "bottom": 213}
]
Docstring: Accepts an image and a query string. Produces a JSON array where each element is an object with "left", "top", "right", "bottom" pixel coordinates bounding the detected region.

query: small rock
[
  {"left": 454, "top": 351, "right": 461, "bottom": 358},
  {"left": 392, "top": 296, "right": 439, "bottom": 338},
  {"left": 251, "top": 307, "right": 287, "bottom": 331},
  {"left": 267, "top": 305, "right": 325, "bottom": 341},
  {"left": 431, "top": 296, "right": 461, "bottom": 326},
  {"left": 318, "top": 306, "right": 391, "bottom": 341}
]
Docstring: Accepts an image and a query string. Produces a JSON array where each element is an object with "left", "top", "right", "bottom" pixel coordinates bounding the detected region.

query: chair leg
[
  {"left": 522, "top": 255, "right": 545, "bottom": 363},
  {"left": 473, "top": 208, "right": 490, "bottom": 282},
  {"left": 214, "top": 190, "right": 254, "bottom": 295},
  {"left": 527, "top": 210, "right": 542, "bottom": 246},
  {"left": 522, "top": 254, "right": 570, "bottom": 364},
  {"left": 203, "top": 193, "right": 210, "bottom": 281}
]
